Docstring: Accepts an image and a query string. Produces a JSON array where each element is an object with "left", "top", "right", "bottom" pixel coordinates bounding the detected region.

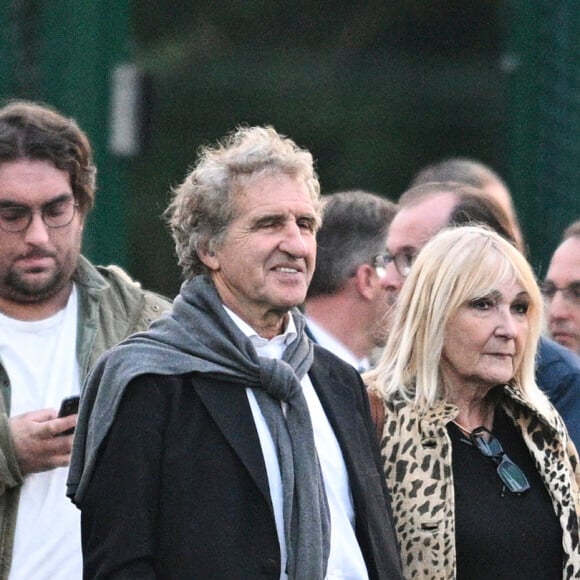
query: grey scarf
[{"left": 68, "top": 275, "right": 330, "bottom": 579}]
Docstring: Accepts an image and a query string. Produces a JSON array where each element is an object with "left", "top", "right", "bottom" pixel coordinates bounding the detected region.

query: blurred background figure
[
  {"left": 366, "top": 226, "right": 580, "bottom": 579},
  {"left": 304, "top": 190, "right": 396, "bottom": 371},
  {"left": 448, "top": 190, "right": 518, "bottom": 245},
  {"left": 381, "top": 181, "right": 580, "bottom": 449},
  {"left": 544, "top": 220, "right": 580, "bottom": 356},
  {"left": 410, "top": 156, "right": 525, "bottom": 252}
]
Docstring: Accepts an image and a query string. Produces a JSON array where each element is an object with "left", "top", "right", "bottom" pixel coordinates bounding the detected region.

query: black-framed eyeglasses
[
  {"left": 0, "top": 199, "right": 78, "bottom": 233},
  {"left": 373, "top": 249, "right": 416, "bottom": 278},
  {"left": 469, "top": 426, "right": 530, "bottom": 494},
  {"left": 541, "top": 281, "right": 580, "bottom": 307}
]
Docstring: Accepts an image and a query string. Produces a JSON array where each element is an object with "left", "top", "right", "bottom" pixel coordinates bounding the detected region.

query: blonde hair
[{"left": 366, "top": 226, "right": 551, "bottom": 415}]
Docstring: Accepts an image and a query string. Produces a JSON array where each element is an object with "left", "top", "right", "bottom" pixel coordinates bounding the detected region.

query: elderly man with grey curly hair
[{"left": 68, "top": 125, "right": 402, "bottom": 580}]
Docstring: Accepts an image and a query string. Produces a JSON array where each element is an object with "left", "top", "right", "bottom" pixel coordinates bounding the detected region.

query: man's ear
[
  {"left": 197, "top": 245, "right": 219, "bottom": 271},
  {"left": 353, "top": 263, "right": 376, "bottom": 301}
]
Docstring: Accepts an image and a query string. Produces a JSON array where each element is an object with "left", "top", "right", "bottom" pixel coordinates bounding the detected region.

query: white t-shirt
[{"left": 0, "top": 287, "right": 82, "bottom": 580}]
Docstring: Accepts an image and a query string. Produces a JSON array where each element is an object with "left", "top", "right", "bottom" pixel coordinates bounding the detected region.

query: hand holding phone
[
  {"left": 10, "top": 408, "right": 76, "bottom": 473},
  {"left": 57, "top": 395, "right": 80, "bottom": 436}
]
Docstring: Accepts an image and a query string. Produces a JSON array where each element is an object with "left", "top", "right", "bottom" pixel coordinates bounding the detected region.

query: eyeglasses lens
[
  {"left": 541, "top": 282, "right": 580, "bottom": 306},
  {"left": 496, "top": 456, "right": 531, "bottom": 493},
  {"left": 0, "top": 200, "right": 77, "bottom": 233},
  {"left": 472, "top": 434, "right": 502, "bottom": 457},
  {"left": 470, "top": 427, "right": 530, "bottom": 494},
  {"left": 374, "top": 250, "right": 415, "bottom": 278},
  {"left": 394, "top": 253, "right": 413, "bottom": 277}
]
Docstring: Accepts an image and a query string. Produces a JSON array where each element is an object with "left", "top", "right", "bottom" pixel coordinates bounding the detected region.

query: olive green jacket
[{"left": 0, "top": 256, "right": 172, "bottom": 578}]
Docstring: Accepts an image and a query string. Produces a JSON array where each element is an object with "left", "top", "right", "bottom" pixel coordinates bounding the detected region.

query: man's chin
[
  {"left": 550, "top": 330, "right": 579, "bottom": 352},
  {"left": 5, "top": 273, "right": 66, "bottom": 303},
  {"left": 272, "top": 290, "right": 308, "bottom": 311},
  {"left": 556, "top": 336, "right": 580, "bottom": 353}
]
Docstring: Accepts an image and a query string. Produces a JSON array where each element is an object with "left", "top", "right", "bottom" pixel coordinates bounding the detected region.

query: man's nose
[
  {"left": 548, "top": 290, "right": 572, "bottom": 321},
  {"left": 278, "top": 221, "right": 310, "bottom": 258},
  {"left": 379, "top": 260, "right": 405, "bottom": 293},
  {"left": 23, "top": 212, "right": 51, "bottom": 244}
]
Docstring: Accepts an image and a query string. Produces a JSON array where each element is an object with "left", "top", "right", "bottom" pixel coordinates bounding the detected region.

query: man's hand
[{"left": 9, "top": 409, "right": 77, "bottom": 475}]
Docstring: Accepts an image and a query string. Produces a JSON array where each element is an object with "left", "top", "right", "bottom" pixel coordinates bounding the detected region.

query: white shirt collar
[
  {"left": 223, "top": 306, "right": 297, "bottom": 360},
  {"left": 305, "top": 315, "right": 369, "bottom": 372}
]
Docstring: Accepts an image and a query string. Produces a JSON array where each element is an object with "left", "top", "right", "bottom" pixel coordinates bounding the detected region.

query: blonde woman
[{"left": 366, "top": 226, "right": 580, "bottom": 579}]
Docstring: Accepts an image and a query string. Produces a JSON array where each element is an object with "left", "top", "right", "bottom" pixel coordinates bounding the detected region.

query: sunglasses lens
[
  {"left": 497, "top": 457, "right": 530, "bottom": 493},
  {"left": 472, "top": 432, "right": 502, "bottom": 457},
  {"left": 470, "top": 427, "right": 530, "bottom": 494}
]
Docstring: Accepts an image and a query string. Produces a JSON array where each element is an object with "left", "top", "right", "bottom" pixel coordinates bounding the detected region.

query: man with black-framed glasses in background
[
  {"left": 0, "top": 100, "right": 171, "bottom": 579},
  {"left": 544, "top": 220, "right": 580, "bottom": 356},
  {"left": 304, "top": 190, "right": 396, "bottom": 372}
]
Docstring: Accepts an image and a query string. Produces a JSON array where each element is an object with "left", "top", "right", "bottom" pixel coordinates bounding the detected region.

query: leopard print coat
[{"left": 379, "top": 385, "right": 580, "bottom": 579}]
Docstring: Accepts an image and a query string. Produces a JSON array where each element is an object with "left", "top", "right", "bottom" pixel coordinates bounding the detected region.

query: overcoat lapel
[
  {"left": 194, "top": 352, "right": 372, "bottom": 520},
  {"left": 308, "top": 352, "right": 370, "bottom": 472},
  {"left": 194, "top": 380, "right": 272, "bottom": 507}
]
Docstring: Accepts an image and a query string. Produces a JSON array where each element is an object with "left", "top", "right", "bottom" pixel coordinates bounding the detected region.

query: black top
[{"left": 448, "top": 406, "right": 563, "bottom": 580}]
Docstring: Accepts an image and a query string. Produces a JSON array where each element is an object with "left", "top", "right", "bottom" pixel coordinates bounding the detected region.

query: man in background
[
  {"left": 0, "top": 100, "right": 171, "bottom": 579},
  {"left": 304, "top": 190, "right": 396, "bottom": 371},
  {"left": 411, "top": 156, "right": 525, "bottom": 252},
  {"left": 544, "top": 220, "right": 580, "bottom": 356}
]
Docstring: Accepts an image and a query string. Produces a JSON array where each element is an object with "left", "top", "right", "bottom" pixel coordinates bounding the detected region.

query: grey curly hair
[{"left": 165, "top": 125, "right": 321, "bottom": 279}]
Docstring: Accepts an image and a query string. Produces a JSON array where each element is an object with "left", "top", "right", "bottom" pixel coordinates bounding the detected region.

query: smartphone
[{"left": 57, "top": 395, "right": 80, "bottom": 436}]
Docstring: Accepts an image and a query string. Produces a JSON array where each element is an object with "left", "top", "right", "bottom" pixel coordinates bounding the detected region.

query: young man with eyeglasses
[
  {"left": 544, "top": 220, "right": 580, "bottom": 356},
  {"left": 0, "top": 101, "right": 171, "bottom": 579},
  {"left": 303, "top": 190, "right": 396, "bottom": 372}
]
